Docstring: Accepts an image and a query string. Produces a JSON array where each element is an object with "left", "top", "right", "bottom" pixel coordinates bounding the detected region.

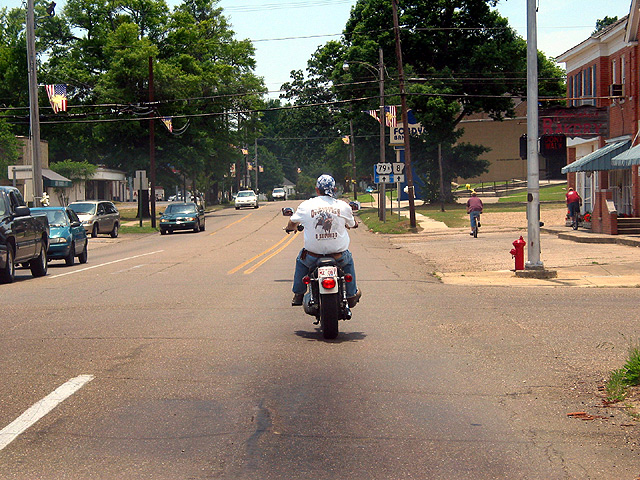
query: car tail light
[
  {"left": 321, "top": 277, "right": 336, "bottom": 289},
  {"left": 303, "top": 276, "right": 311, "bottom": 285},
  {"left": 344, "top": 274, "right": 353, "bottom": 283}
]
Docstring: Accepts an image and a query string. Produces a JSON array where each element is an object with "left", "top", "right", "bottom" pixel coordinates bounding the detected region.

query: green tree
[
  {"left": 301, "top": 0, "right": 566, "bottom": 202},
  {"left": 594, "top": 16, "right": 618, "bottom": 34}
]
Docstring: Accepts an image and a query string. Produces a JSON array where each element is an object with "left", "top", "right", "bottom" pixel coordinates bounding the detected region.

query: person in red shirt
[
  {"left": 466, "top": 191, "right": 483, "bottom": 236},
  {"left": 566, "top": 187, "right": 582, "bottom": 230}
]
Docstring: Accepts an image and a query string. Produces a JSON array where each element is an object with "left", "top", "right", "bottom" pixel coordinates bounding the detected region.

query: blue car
[{"left": 31, "top": 207, "right": 88, "bottom": 266}]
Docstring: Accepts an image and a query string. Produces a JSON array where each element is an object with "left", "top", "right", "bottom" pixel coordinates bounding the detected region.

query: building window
[
  {"left": 612, "top": 59, "right": 618, "bottom": 84},
  {"left": 568, "top": 75, "right": 574, "bottom": 106}
]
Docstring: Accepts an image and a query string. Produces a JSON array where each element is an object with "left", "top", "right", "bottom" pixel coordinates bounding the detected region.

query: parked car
[
  {"left": 272, "top": 187, "right": 286, "bottom": 201},
  {"left": 68, "top": 200, "right": 120, "bottom": 238},
  {"left": 159, "top": 202, "right": 205, "bottom": 235},
  {"left": 31, "top": 207, "right": 88, "bottom": 266},
  {"left": 235, "top": 190, "right": 259, "bottom": 209},
  {"left": 0, "top": 186, "right": 49, "bottom": 283}
]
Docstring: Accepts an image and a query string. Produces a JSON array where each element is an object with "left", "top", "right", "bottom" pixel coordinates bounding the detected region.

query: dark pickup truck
[{"left": 0, "top": 186, "right": 49, "bottom": 283}]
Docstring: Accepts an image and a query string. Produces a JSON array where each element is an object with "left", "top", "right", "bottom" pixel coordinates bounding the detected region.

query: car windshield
[
  {"left": 237, "top": 191, "right": 255, "bottom": 197},
  {"left": 273, "top": 189, "right": 284, "bottom": 193},
  {"left": 69, "top": 203, "right": 96, "bottom": 215},
  {"left": 32, "top": 209, "right": 68, "bottom": 227},
  {"left": 165, "top": 204, "right": 196, "bottom": 214}
]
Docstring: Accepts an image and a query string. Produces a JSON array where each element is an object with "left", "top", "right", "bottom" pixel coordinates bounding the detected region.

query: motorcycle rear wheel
[{"left": 319, "top": 293, "right": 339, "bottom": 339}]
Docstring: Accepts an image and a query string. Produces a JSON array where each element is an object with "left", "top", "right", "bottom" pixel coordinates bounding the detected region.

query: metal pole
[
  {"left": 349, "top": 118, "right": 357, "bottom": 200},
  {"left": 254, "top": 138, "right": 258, "bottom": 193},
  {"left": 526, "top": 0, "right": 543, "bottom": 268},
  {"left": 149, "top": 57, "right": 156, "bottom": 228},
  {"left": 26, "top": 0, "right": 43, "bottom": 205},
  {"left": 392, "top": 0, "right": 416, "bottom": 228},
  {"left": 378, "top": 47, "right": 386, "bottom": 222}
]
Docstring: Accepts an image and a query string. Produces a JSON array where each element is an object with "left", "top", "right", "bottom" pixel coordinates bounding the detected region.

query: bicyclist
[
  {"left": 466, "top": 191, "right": 483, "bottom": 236},
  {"left": 566, "top": 187, "right": 582, "bottom": 230}
]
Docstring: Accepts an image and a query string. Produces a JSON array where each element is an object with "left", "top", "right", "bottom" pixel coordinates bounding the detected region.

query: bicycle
[{"left": 470, "top": 212, "right": 481, "bottom": 238}]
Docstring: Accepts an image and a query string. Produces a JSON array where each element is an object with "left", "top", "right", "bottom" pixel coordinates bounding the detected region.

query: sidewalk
[{"left": 376, "top": 199, "right": 640, "bottom": 288}]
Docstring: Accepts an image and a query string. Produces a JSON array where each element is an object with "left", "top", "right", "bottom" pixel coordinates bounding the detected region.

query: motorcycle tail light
[
  {"left": 344, "top": 274, "right": 353, "bottom": 283},
  {"left": 303, "top": 275, "right": 311, "bottom": 285},
  {"left": 321, "top": 278, "right": 336, "bottom": 289}
]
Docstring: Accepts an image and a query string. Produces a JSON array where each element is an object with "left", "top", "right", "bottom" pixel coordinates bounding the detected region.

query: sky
[{"left": 3, "top": 0, "right": 635, "bottom": 95}]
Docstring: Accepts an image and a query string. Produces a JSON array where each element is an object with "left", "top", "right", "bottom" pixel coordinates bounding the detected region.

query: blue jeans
[
  {"left": 292, "top": 249, "right": 357, "bottom": 297},
  {"left": 470, "top": 211, "right": 481, "bottom": 229}
]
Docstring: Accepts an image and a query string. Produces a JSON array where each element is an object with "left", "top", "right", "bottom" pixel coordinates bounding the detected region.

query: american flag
[
  {"left": 363, "top": 106, "right": 398, "bottom": 127},
  {"left": 45, "top": 84, "right": 67, "bottom": 113},
  {"left": 384, "top": 106, "right": 397, "bottom": 128},
  {"left": 161, "top": 117, "right": 173, "bottom": 133}
]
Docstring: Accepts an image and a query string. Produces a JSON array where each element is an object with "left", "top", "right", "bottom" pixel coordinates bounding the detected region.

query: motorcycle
[{"left": 283, "top": 207, "right": 354, "bottom": 340}]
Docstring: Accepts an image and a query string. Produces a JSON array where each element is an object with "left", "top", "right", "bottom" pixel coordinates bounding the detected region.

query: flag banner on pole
[
  {"left": 363, "top": 110, "right": 380, "bottom": 123},
  {"left": 241, "top": 148, "right": 249, "bottom": 155},
  {"left": 161, "top": 117, "right": 173, "bottom": 132},
  {"left": 45, "top": 84, "right": 67, "bottom": 113},
  {"left": 407, "top": 109, "right": 418, "bottom": 124},
  {"left": 342, "top": 135, "right": 350, "bottom": 145},
  {"left": 384, "top": 106, "right": 397, "bottom": 128}
]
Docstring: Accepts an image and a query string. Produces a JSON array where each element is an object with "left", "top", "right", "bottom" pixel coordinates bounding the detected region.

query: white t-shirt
[{"left": 290, "top": 195, "right": 356, "bottom": 254}]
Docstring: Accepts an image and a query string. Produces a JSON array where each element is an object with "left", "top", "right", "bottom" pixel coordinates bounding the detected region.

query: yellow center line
[
  {"left": 243, "top": 231, "right": 300, "bottom": 275},
  {"left": 209, "top": 212, "right": 253, "bottom": 235},
  {"left": 227, "top": 231, "right": 296, "bottom": 275}
]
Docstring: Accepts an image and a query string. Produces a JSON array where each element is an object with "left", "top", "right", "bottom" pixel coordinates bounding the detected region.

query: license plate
[{"left": 318, "top": 266, "right": 337, "bottom": 277}]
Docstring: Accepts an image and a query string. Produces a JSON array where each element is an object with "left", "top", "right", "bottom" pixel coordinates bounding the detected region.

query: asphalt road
[{"left": 0, "top": 201, "right": 638, "bottom": 479}]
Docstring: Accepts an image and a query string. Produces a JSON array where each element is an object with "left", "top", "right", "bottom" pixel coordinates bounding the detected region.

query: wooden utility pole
[
  {"left": 149, "top": 57, "right": 157, "bottom": 227},
  {"left": 392, "top": 0, "right": 416, "bottom": 228}
]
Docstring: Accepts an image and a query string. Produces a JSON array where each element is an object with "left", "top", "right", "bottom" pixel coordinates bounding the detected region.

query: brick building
[{"left": 557, "top": 2, "right": 640, "bottom": 234}]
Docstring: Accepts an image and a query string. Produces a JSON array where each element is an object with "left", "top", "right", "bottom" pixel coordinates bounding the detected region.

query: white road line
[
  {"left": 48, "top": 250, "right": 164, "bottom": 279},
  {"left": 0, "top": 374, "right": 94, "bottom": 452}
]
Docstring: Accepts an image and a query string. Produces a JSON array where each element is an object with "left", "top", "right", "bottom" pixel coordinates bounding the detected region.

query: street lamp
[{"left": 343, "top": 47, "right": 387, "bottom": 221}]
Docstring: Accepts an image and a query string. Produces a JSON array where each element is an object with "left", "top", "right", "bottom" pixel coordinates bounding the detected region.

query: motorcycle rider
[{"left": 285, "top": 174, "right": 361, "bottom": 308}]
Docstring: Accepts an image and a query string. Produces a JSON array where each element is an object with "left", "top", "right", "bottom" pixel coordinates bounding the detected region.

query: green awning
[
  {"left": 611, "top": 143, "right": 640, "bottom": 168},
  {"left": 42, "top": 169, "right": 72, "bottom": 188},
  {"left": 561, "top": 140, "right": 630, "bottom": 173}
]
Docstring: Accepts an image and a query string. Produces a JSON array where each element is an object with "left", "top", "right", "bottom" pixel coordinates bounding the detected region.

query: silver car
[
  {"left": 235, "top": 190, "right": 259, "bottom": 209},
  {"left": 68, "top": 200, "right": 120, "bottom": 238}
]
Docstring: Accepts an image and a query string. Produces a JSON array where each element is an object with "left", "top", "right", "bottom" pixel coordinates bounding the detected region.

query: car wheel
[
  {"left": 65, "top": 242, "right": 75, "bottom": 266},
  {"left": 91, "top": 223, "right": 98, "bottom": 238},
  {"left": 193, "top": 221, "right": 200, "bottom": 233},
  {"left": 235, "top": 207, "right": 240, "bottom": 210},
  {"left": 110, "top": 223, "right": 119, "bottom": 238},
  {"left": 0, "top": 246, "right": 15, "bottom": 284},
  {"left": 254, "top": 204, "right": 259, "bottom": 209},
  {"left": 30, "top": 243, "right": 47, "bottom": 277},
  {"left": 160, "top": 228, "right": 167, "bottom": 235},
  {"left": 200, "top": 221, "right": 205, "bottom": 232},
  {"left": 78, "top": 241, "right": 88, "bottom": 264}
]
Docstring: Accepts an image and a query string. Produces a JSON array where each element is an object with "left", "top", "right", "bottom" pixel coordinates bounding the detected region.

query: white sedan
[{"left": 235, "top": 190, "right": 259, "bottom": 209}]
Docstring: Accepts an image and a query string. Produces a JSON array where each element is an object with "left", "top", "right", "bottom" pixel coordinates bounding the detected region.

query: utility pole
[
  {"left": 149, "top": 57, "right": 156, "bottom": 228},
  {"left": 349, "top": 118, "right": 357, "bottom": 200},
  {"left": 392, "top": 0, "right": 416, "bottom": 228},
  {"left": 254, "top": 138, "right": 258, "bottom": 193},
  {"left": 26, "top": 0, "right": 43, "bottom": 206},
  {"left": 526, "top": 0, "right": 543, "bottom": 268},
  {"left": 378, "top": 47, "right": 386, "bottom": 221}
]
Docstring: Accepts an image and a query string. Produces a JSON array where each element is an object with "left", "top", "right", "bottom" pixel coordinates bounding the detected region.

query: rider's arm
[{"left": 285, "top": 219, "right": 299, "bottom": 232}]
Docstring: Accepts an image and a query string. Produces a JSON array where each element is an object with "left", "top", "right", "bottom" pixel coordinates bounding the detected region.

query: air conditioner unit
[{"left": 610, "top": 83, "right": 624, "bottom": 97}]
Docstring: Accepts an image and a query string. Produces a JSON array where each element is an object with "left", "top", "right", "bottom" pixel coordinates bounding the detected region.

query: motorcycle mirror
[
  {"left": 282, "top": 207, "right": 294, "bottom": 216},
  {"left": 349, "top": 201, "right": 360, "bottom": 212}
]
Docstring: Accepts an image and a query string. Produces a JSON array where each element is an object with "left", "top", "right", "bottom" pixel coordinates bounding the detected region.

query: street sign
[
  {"left": 375, "top": 163, "right": 392, "bottom": 175},
  {"left": 393, "top": 163, "right": 405, "bottom": 174},
  {"left": 374, "top": 172, "right": 395, "bottom": 184},
  {"left": 394, "top": 174, "right": 405, "bottom": 183}
]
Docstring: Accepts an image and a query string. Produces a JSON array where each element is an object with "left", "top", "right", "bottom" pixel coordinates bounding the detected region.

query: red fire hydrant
[{"left": 510, "top": 236, "right": 526, "bottom": 271}]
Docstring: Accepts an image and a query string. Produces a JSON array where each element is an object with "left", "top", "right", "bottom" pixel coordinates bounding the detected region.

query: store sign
[{"left": 539, "top": 105, "right": 608, "bottom": 139}]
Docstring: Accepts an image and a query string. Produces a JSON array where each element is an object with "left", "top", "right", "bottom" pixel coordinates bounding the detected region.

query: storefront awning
[
  {"left": 611, "top": 143, "right": 640, "bottom": 168},
  {"left": 561, "top": 140, "right": 630, "bottom": 173},
  {"left": 42, "top": 168, "right": 72, "bottom": 188}
]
